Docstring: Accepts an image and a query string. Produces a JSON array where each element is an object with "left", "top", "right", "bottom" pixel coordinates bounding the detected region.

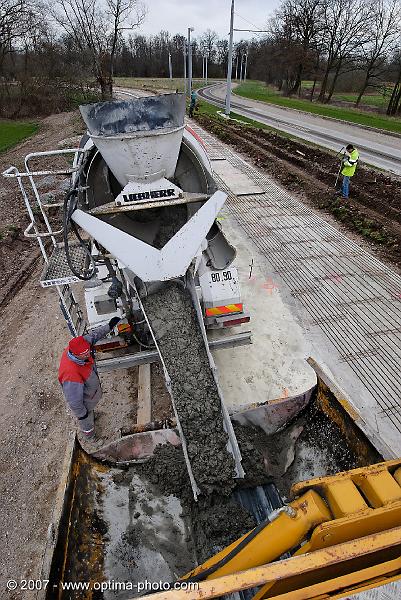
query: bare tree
[
  {"left": 354, "top": 0, "right": 401, "bottom": 106},
  {"left": 0, "top": 0, "right": 34, "bottom": 72},
  {"left": 271, "top": 0, "right": 324, "bottom": 95},
  {"left": 199, "top": 29, "right": 218, "bottom": 64},
  {"left": 317, "top": 0, "right": 371, "bottom": 103},
  {"left": 49, "top": 0, "right": 146, "bottom": 99},
  {"left": 387, "top": 48, "right": 401, "bottom": 114},
  {"left": 216, "top": 39, "right": 229, "bottom": 75}
]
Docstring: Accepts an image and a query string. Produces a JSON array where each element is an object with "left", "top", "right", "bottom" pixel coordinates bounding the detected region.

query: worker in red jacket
[{"left": 58, "top": 317, "right": 120, "bottom": 439}]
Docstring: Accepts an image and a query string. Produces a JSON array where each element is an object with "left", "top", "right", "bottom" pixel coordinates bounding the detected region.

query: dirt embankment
[
  {"left": 195, "top": 113, "right": 401, "bottom": 270},
  {"left": 0, "top": 112, "right": 85, "bottom": 308},
  {"left": 0, "top": 115, "right": 139, "bottom": 597}
]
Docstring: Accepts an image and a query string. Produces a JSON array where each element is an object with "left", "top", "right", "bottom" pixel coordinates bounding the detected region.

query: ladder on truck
[{"left": 2, "top": 149, "right": 88, "bottom": 337}]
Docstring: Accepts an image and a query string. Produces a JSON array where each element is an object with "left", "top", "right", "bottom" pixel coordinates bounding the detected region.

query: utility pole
[
  {"left": 183, "top": 42, "right": 187, "bottom": 95},
  {"left": 205, "top": 55, "right": 208, "bottom": 85},
  {"left": 168, "top": 52, "right": 173, "bottom": 81},
  {"left": 188, "top": 27, "right": 194, "bottom": 98},
  {"left": 225, "top": 0, "right": 234, "bottom": 116},
  {"left": 244, "top": 52, "right": 248, "bottom": 81}
]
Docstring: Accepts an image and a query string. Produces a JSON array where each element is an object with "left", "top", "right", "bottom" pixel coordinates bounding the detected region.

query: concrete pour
[
  {"left": 136, "top": 201, "right": 239, "bottom": 496},
  {"left": 138, "top": 431, "right": 260, "bottom": 563},
  {"left": 142, "top": 282, "right": 236, "bottom": 496}
]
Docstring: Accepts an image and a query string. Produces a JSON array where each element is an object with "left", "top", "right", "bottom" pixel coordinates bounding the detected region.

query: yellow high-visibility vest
[{"left": 342, "top": 148, "right": 359, "bottom": 177}]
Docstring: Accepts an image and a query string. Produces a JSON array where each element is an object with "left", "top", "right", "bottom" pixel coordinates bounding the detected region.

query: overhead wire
[{"left": 233, "top": 10, "right": 269, "bottom": 35}]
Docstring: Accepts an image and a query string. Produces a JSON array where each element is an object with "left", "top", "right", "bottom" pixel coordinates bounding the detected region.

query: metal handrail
[
  {"left": 25, "top": 149, "right": 86, "bottom": 249},
  {"left": 2, "top": 167, "right": 79, "bottom": 178},
  {"left": 3, "top": 147, "right": 85, "bottom": 178},
  {"left": 2, "top": 149, "right": 87, "bottom": 247},
  {"left": 24, "top": 222, "right": 63, "bottom": 238}
]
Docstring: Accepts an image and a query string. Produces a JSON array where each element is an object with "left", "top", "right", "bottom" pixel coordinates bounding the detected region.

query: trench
[{"left": 194, "top": 113, "right": 401, "bottom": 269}]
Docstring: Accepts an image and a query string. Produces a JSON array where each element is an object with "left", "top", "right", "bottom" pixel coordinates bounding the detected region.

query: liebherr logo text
[{"left": 123, "top": 188, "right": 176, "bottom": 202}]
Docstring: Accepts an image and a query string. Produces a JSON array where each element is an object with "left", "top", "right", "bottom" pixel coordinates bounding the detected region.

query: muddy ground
[
  {"left": 0, "top": 260, "right": 143, "bottom": 598},
  {"left": 0, "top": 113, "right": 86, "bottom": 308},
  {"left": 195, "top": 113, "right": 401, "bottom": 271},
  {"left": 0, "top": 115, "right": 139, "bottom": 597}
]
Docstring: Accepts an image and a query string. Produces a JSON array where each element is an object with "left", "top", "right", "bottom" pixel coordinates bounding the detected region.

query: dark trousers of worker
[{"left": 342, "top": 176, "right": 350, "bottom": 198}]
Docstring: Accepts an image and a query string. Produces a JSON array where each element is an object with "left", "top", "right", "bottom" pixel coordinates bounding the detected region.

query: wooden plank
[{"left": 136, "top": 363, "right": 151, "bottom": 424}]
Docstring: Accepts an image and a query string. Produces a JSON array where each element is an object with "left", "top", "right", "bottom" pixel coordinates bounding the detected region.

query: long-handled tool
[{"left": 334, "top": 146, "right": 345, "bottom": 191}]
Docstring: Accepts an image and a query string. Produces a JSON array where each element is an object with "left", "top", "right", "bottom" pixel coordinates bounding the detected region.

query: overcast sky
[{"left": 137, "top": 0, "right": 281, "bottom": 41}]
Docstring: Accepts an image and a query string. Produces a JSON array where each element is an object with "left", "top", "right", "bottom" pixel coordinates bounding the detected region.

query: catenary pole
[
  {"left": 188, "top": 27, "right": 194, "bottom": 98},
  {"left": 168, "top": 52, "right": 172, "bottom": 80},
  {"left": 225, "top": 0, "right": 234, "bottom": 116},
  {"left": 183, "top": 42, "right": 187, "bottom": 95}
]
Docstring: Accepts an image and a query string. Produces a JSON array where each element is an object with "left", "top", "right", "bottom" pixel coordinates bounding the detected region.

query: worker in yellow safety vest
[{"left": 340, "top": 144, "right": 359, "bottom": 199}]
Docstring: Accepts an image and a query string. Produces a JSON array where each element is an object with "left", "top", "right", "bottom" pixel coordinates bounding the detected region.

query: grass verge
[
  {"left": 196, "top": 99, "right": 272, "bottom": 129},
  {"left": 234, "top": 81, "right": 401, "bottom": 135},
  {"left": 195, "top": 99, "right": 328, "bottom": 148},
  {"left": 0, "top": 120, "right": 39, "bottom": 153},
  {"left": 114, "top": 77, "right": 222, "bottom": 93}
]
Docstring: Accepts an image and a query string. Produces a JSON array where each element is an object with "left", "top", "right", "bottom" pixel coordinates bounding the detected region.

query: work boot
[
  {"left": 82, "top": 428, "right": 95, "bottom": 440},
  {"left": 77, "top": 430, "right": 105, "bottom": 452}
]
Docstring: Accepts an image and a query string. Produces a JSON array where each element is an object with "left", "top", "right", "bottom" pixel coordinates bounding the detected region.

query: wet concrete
[
  {"left": 138, "top": 439, "right": 257, "bottom": 564},
  {"left": 134, "top": 395, "right": 366, "bottom": 562},
  {"left": 100, "top": 467, "right": 196, "bottom": 599},
  {"left": 142, "top": 282, "right": 236, "bottom": 496}
]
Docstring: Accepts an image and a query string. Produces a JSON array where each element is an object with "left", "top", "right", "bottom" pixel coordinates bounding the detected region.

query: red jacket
[{"left": 58, "top": 324, "right": 110, "bottom": 418}]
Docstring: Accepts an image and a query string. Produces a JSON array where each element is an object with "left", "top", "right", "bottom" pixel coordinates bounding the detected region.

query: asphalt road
[{"left": 198, "top": 83, "right": 401, "bottom": 176}]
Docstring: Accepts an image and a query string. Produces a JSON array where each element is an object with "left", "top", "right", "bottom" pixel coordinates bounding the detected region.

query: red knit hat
[{"left": 69, "top": 336, "right": 91, "bottom": 356}]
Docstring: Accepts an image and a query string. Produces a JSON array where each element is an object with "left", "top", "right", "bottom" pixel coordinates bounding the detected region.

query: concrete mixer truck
[{"left": 4, "top": 93, "right": 401, "bottom": 600}]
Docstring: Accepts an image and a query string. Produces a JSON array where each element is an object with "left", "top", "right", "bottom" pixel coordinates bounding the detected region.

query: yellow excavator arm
[{"left": 144, "top": 459, "right": 401, "bottom": 600}]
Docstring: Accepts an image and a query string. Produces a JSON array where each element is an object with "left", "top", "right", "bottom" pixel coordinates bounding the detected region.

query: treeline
[
  {"left": 114, "top": 31, "right": 230, "bottom": 80},
  {"left": 1, "top": 0, "right": 401, "bottom": 117},
  {"left": 256, "top": 0, "right": 401, "bottom": 114}
]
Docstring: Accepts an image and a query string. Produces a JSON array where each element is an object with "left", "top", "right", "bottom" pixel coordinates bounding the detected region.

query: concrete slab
[
  {"left": 191, "top": 121, "right": 401, "bottom": 457},
  {"left": 210, "top": 210, "right": 317, "bottom": 415},
  {"left": 211, "top": 159, "right": 264, "bottom": 196}
]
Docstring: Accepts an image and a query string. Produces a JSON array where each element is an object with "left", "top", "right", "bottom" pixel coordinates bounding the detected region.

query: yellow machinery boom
[{"left": 143, "top": 459, "right": 401, "bottom": 599}]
